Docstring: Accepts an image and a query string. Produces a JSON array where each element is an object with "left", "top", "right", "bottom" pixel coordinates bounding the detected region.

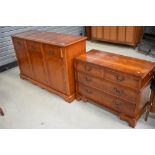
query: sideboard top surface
[
  {"left": 76, "top": 49, "right": 155, "bottom": 78},
  {"left": 12, "top": 30, "right": 87, "bottom": 47}
]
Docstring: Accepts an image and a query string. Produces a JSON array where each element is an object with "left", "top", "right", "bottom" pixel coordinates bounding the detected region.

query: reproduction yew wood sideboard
[
  {"left": 12, "top": 30, "right": 87, "bottom": 102},
  {"left": 74, "top": 50, "right": 155, "bottom": 127},
  {"left": 90, "top": 26, "right": 143, "bottom": 47}
]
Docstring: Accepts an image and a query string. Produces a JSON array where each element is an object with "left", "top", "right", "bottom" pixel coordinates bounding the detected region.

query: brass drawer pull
[
  {"left": 116, "top": 75, "right": 125, "bottom": 82},
  {"left": 113, "top": 87, "right": 123, "bottom": 95},
  {"left": 85, "top": 65, "right": 92, "bottom": 71},
  {"left": 31, "top": 45, "right": 36, "bottom": 50},
  {"left": 113, "top": 100, "right": 121, "bottom": 107},
  {"left": 48, "top": 50, "right": 54, "bottom": 55},
  {"left": 85, "top": 89, "right": 92, "bottom": 94},
  {"left": 85, "top": 76, "right": 92, "bottom": 82}
]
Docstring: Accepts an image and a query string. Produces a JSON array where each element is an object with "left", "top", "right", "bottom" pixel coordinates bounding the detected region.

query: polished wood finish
[
  {"left": 75, "top": 50, "right": 155, "bottom": 127},
  {"left": 91, "top": 26, "right": 143, "bottom": 47},
  {"left": 12, "top": 30, "right": 87, "bottom": 102}
]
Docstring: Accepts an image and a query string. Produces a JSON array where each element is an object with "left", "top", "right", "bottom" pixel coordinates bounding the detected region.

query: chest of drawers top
[
  {"left": 76, "top": 49, "right": 155, "bottom": 79},
  {"left": 12, "top": 30, "right": 87, "bottom": 47}
]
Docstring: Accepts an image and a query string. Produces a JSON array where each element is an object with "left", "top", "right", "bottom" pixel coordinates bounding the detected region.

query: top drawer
[
  {"left": 76, "top": 61, "right": 103, "bottom": 78},
  {"left": 104, "top": 69, "right": 139, "bottom": 90}
]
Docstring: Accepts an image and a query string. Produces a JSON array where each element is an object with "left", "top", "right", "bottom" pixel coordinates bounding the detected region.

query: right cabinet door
[{"left": 43, "top": 44, "right": 66, "bottom": 93}]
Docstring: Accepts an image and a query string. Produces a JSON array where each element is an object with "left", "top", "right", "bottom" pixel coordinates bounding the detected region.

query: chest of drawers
[
  {"left": 12, "top": 30, "right": 87, "bottom": 102},
  {"left": 74, "top": 50, "right": 155, "bottom": 127}
]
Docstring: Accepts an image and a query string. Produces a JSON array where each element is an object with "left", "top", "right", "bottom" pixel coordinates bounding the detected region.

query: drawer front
[
  {"left": 76, "top": 61, "right": 103, "bottom": 78},
  {"left": 78, "top": 84, "right": 135, "bottom": 117},
  {"left": 112, "top": 98, "right": 136, "bottom": 117},
  {"left": 104, "top": 69, "right": 139, "bottom": 90},
  {"left": 77, "top": 71, "right": 104, "bottom": 88},
  {"left": 43, "top": 44, "right": 63, "bottom": 59},
  {"left": 27, "top": 41, "right": 42, "bottom": 53},
  {"left": 77, "top": 72, "right": 138, "bottom": 103}
]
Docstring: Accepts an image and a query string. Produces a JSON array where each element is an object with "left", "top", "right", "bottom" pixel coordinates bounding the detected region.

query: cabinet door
[
  {"left": 91, "top": 27, "right": 97, "bottom": 39},
  {"left": 96, "top": 26, "right": 103, "bottom": 39},
  {"left": 13, "top": 38, "right": 32, "bottom": 78},
  {"left": 103, "top": 26, "right": 110, "bottom": 40},
  {"left": 27, "top": 41, "right": 47, "bottom": 84},
  {"left": 110, "top": 26, "right": 117, "bottom": 41},
  {"left": 117, "top": 26, "right": 126, "bottom": 42},
  {"left": 91, "top": 26, "right": 104, "bottom": 39},
  {"left": 126, "top": 26, "right": 134, "bottom": 43},
  {"left": 43, "top": 44, "right": 66, "bottom": 93}
]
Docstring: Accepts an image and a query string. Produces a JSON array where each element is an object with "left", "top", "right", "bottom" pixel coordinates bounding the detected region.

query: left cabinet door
[
  {"left": 12, "top": 38, "right": 33, "bottom": 78},
  {"left": 27, "top": 41, "right": 47, "bottom": 85}
]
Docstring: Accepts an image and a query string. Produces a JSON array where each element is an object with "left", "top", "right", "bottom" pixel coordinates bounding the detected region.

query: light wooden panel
[
  {"left": 126, "top": 26, "right": 134, "bottom": 43},
  {"left": 91, "top": 27, "right": 97, "bottom": 38},
  {"left": 96, "top": 26, "right": 103, "bottom": 39},
  {"left": 110, "top": 26, "right": 117, "bottom": 41},
  {"left": 118, "top": 26, "right": 126, "bottom": 42},
  {"left": 103, "top": 26, "right": 110, "bottom": 40}
]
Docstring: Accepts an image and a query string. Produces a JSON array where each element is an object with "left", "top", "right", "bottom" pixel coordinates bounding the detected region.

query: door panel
[
  {"left": 118, "top": 26, "right": 126, "bottom": 42},
  {"left": 27, "top": 41, "right": 47, "bottom": 84},
  {"left": 110, "top": 26, "right": 117, "bottom": 41},
  {"left": 96, "top": 26, "right": 103, "bottom": 39},
  {"left": 46, "top": 57, "right": 65, "bottom": 93},
  {"left": 43, "top": 44, "right": 66, "bottom": 93},
  {"left": 103, "top": 26, "right": 110, "bottom": 40},
  {"left": 13, "top": 38, "right": 32, "bottom": 77},
  {"left": 91, "top": 27, "right": 97, "bottom": 39},
  {"left": 126, "top": 26, "right": 134, "bottom": 43}
]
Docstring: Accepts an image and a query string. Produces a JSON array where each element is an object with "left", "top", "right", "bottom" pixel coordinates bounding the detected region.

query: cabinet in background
[{"left": 91, "top": 26, "right": 143, "bottom": 47}]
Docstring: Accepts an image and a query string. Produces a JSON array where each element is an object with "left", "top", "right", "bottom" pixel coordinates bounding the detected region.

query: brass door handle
[
  {"left": 85, "top": 76, "right": 92, "bottom": 82},
  {"left": 113, "top": 87, "right": 123, "bottom": 95},
  {"left": 86, "top": 89, "right": 92, "bottom": 94},
  {"left": 48, "top": 50, "right": 54, "bottom": 55},
  {"left": 116, "top": 75, "right": 125, "bottom": 82},
  {"left": 31, "top": 45, "right": 36, "bottom": 50},
  {"left": 113, "top": 100, "right": 121, "bottom": 107},
  {"left": 85, "top": 65, "right": 92, "bottom": 71}
]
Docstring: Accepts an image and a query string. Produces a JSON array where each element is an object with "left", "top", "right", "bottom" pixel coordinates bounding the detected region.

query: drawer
[
  {"left": 77, "top": 71, "right": 105, "bottom": 90},
  {"left": 76, "top": 61, "right": 103, "bottom": 78},
  {"left": 27, "top": 41, "right": 42, "bottom": 53},
  {"left": 77, "top": 72, "right": 138, "bottom": 103},
  {"left": 78, "top": 84, "right": 136, "bottom": 117},
  {"left": 13, "top": 38, "right": 25, "bottom": 50},
  {"left": 104, "top": 69, "right": 139, "bottom": 90},
  {"left": 43, "top": 44, "right": 63, "bottom": 58}
]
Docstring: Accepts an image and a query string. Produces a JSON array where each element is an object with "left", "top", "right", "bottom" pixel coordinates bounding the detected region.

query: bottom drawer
[{"left": 78, "top": 83, "right": 136, "bottom": 117}]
